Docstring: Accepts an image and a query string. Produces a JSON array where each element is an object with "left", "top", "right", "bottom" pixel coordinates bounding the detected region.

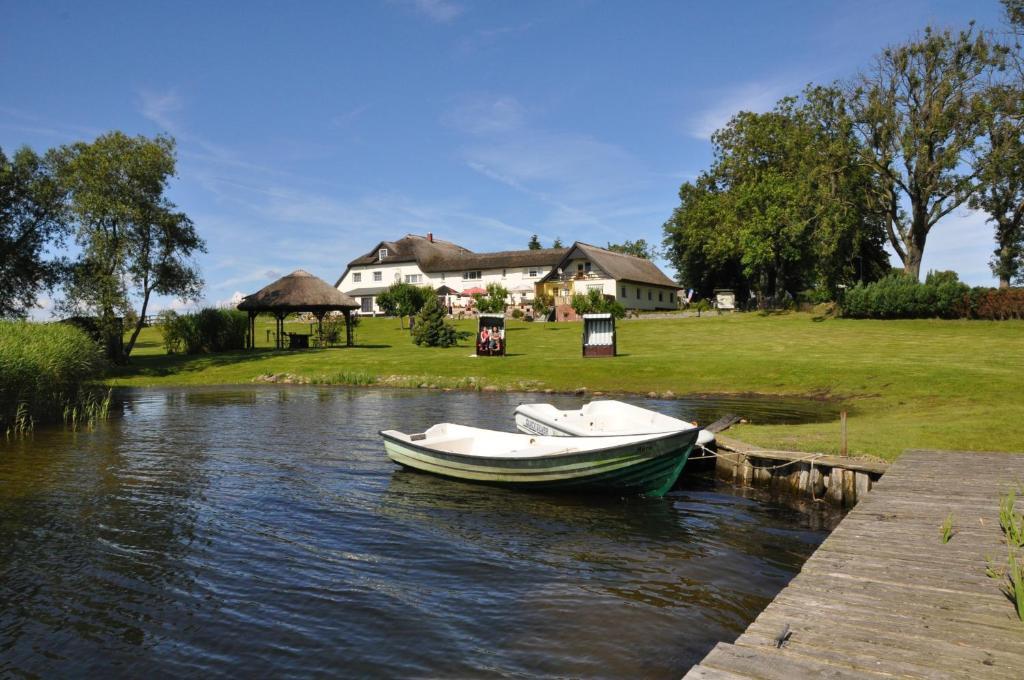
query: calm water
[{"left": 1, "top": 387, "right": 838, "bottom": 678}]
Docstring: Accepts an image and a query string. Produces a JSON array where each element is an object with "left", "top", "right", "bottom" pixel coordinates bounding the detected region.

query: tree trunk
[
  {"left": 995, "top": 220, "right": 1017, "bottom": 289},
  {"left": 904, "top": 212, "right": 929, "bottom": 281},
  {"left": 124, "top": 288, "right": 152, "bottom": 359}
]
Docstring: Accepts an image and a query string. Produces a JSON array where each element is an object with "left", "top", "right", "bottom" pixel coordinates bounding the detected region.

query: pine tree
[
  {"left": 412, "top": 294, "right": 460, "bottom": 347},
  {"left": 527, "top": 234, "right": 541, "bottom": 250}
]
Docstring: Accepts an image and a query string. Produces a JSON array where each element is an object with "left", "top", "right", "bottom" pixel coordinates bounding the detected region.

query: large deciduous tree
[
  {"left": 0, "top": 146, "right": 68, "bottom": 318},
  {"left": 55, "top": 132, "right": 204, "bottom": 361},
  {"left": 663, "top": 88, "right": 889, "bottom": 301},
  {"left": 850, "top": 25, "right": 1004, "bottom": 280}
]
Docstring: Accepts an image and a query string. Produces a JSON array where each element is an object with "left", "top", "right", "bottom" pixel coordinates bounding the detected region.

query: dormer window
[{"left": 378, "top": 248, "right": 388, "bottom": 261}]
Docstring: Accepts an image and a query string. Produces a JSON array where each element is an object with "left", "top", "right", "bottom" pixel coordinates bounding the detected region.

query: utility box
[
  {"left": 582, "top": 313, "right": 616, "bottom": 357},
  {"left": 476, "top": 314, "right": 506, "bottom": 356}
]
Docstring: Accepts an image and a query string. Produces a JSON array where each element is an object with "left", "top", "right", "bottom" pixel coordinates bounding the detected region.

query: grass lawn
[{"left": 111, "top": 313, "right": 1024, "bottom": 460}]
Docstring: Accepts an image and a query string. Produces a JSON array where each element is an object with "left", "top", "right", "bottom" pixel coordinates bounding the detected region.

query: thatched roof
[
  {"left": 238, "top": 270, "right": 359, "bottom": 312},
  {"left": 540, "top": 243, "right": 680, "bottom": 289},
  {"left": 335, "top": 233, "right": 566, "bottom": 285}
]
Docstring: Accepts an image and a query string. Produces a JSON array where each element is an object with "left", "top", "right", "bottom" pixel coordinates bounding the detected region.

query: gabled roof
[
  {"left": 239, "top": 270, "right": 359, "bottom": 311},
  {"left": 539, "top": 242, "right": 680, "bottom": 289}
]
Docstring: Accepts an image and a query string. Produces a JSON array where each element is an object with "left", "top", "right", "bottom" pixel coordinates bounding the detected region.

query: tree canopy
[
  {"left": 606, "top": 239, "right": 657, "bottom": 259},
  {"left": 527, "top": 234, "right": 541, "bottom": 250},
  {"left": 375, "top": 281, "right": 429, "bottom": 328},
  {"left": 0, "top": 146, "right": 68, "bottom": 318}
]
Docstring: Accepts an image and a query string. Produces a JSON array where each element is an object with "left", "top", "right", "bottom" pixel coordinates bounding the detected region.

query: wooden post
[
  {"left": 840, "top": 410, "right": 848, "bottom": 457},
  {"left": 315, "top": 311, "right": 325, "bottom": 347},
  {"left": 344, "top": 310, "right": 353, "bottom": 346}
]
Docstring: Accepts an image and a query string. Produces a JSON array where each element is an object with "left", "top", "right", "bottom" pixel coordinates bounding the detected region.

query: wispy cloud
[
  {"left": 918, "top": 208, "right": 998, "bottom": 286},
  {"left": 456, "top": 22, "right": 533, "bottom": 54},
  {"left": 396, "top": 0, "right": 463, "bottom": 23},
  {"left": 685, "top": 78, "right": 800, "bottom": 140},
  {"left": 331, "top": 104, "right": 370, "bottom": 128},
  {"left": 443, "top": 94, "right": 526, "bottom": 135}
]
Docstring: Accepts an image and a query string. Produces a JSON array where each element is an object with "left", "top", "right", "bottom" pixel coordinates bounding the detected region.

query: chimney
[{"left": 427, "top": 232, "right": 433, "bottom": 242}]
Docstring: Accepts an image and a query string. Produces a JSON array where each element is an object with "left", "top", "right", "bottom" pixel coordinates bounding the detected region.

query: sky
[{"left": 0, "top": 0, "right": 1010, "bottom": 315}]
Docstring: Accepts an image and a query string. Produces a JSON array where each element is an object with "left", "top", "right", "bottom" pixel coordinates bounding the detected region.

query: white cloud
[
  {"left": 138, "top": 89, "right": 184, "bottom": 134},
  {"left": 399, "top": 0, "right": 462, "bottom": 23},
  {"left": 915, "top": 208, "right": 999, "bottom": 287},
  {"left": 685, "top": 79, "right": 799, "bottom": 140},
  {"left": 444, "top": 95, "right": 526, "bottom": 135}
]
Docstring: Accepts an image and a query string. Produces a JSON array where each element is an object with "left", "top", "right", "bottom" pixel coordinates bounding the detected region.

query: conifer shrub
[{"left": 412, "top": 295, "right": 467, "bottom": 347}]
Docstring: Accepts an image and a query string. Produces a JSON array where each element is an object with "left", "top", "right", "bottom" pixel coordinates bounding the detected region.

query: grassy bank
[
  {"left": 110, "top": 313, "right": 1024, "bottom": 460},
  {"left": 1, "top": 321, "right": 109, "bottom": 436}
]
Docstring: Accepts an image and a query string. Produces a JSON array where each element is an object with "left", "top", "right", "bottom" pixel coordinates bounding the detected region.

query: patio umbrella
[{"left": 462, "top": 286, "right": 487, "bottom": 296}]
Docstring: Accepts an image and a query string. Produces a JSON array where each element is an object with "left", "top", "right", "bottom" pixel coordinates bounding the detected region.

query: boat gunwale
[
  {"left": 378, "top": 427, "right": 697, "bottom": 464},
  {"left": 513, "top": 403, "right": 698, "bottom": 438}
]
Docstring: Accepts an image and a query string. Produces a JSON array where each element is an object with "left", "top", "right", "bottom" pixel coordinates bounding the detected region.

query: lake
[{"left": 0, "top": 387, "right": 838, "bottom": 678}]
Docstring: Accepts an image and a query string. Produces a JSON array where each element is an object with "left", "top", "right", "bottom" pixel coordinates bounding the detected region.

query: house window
[
  {"left": 405, "top": 274, "right": 422, "bottom": 284},
  {"left": 353, "top": 272, "right": 362, "bottom": 283},
  {"left": 587, "top": 284, "right": 602, "bottom": 292},
  {"left": 577, "top": 263, "right": 584, "bottom": 272},
  {"left": 648, "top": 291, "right": 652, "bottom": 301},
  {"left": 502, "top": 268, "right": 507, "bottom": 277},
  {"left": 658, "top": 291, "right": 663, "bottom": 302},
  {"left": 636, "top": 287, "right": 641, "bottom": 299},
  {"left": 462, "top": 271, "right": 481, "bottom": 280},
  {"left": 360, "top": 297, "right": 373, "bottom": 313},
  {"left": 621, "top": 286, "right": 626, "bottom": 296},
  {"left": 585, "top": 262, "right": 591, "bottom": 272},
  {"left": 373, "top": 271, "right": 382, "bottom": 282},
  {"left": 528, "top": 268, "right": 540, "bottom": 278},
  {"left": 378, "top": 248, "right": 388, "bottom": 261}
]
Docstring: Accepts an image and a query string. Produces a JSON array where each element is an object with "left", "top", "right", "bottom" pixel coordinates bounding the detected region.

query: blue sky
[{"left": 0, "top": 0, "right": 1009, "bottom": 314}]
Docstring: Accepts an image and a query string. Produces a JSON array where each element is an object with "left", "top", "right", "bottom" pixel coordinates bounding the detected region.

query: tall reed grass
[{"left": 1, "top": 320, "right": 109, "bottom": 437}]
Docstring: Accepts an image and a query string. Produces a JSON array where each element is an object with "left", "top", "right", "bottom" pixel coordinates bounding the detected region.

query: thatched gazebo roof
[
  {"left": 238, "top": 269, "right": 358, "bottom": 313},
  {"left": 237, "top": 269, "right": 359, "bottom": 350}
]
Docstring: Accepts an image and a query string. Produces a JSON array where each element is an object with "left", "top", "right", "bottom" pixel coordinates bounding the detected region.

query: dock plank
[{"left": 684, "top": 449, "right": 1024, "bottom": 679}]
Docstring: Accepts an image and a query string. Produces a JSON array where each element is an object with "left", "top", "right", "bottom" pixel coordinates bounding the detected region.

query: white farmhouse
[
  {"left": 335, "top": 234, "right": 682, "bottom": 317},
  {"left": 335, "top": 233, "right": 565, "bottom": 315}
]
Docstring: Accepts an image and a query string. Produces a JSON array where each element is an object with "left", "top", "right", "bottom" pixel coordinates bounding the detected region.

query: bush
[
  {"left": 473, "top": 283, "right": 509, "bottom": 314},
  {"left": 842, "top": 271, "right": 969, "bottom": 319},
  {"left": 412, "top": 295, "right": 465, "bottom": 347},
  {"left": 160, "top": 308, "right": 248, "bottom": 354},
  {"left": 956, "top": 288, "right": 1024, "bottom": 320},
  {"left": 510, "top": 308, "right": 524, "bottom": 320},
  {"left": 0, "top": 321, "right": 108, "bottom": 435},
  {"left": 570, "top": 289, "right": 626, "bottom": 319}
]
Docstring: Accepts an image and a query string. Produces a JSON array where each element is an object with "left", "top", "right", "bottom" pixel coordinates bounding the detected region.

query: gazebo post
[
  {"left": 276, "top": 312, "right": 286, "bottom": 349},
  {"left": 247, "top": 311, "right": 257, "bottom": 349},
  {"left": 344, "top": 309, "right": 353, "bottom": 347},
  {"left": 315, "top": 310, "right": 326, "bottom": 347}
]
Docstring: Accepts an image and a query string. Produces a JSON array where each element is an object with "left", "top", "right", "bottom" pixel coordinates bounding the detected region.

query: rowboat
[
  {"left": 514, "top": 400, "right": 715, "bottom": 449},
  {"left": 379, "top": 423, "right": 699, "bottom": 497}
]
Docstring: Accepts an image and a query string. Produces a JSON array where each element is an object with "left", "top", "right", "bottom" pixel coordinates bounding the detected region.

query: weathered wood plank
[{"left": 685, "top": 448, "right": 1024, "bottom": 679}]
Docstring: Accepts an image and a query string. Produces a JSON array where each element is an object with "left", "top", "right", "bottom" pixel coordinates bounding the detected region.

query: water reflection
[{"left": 0, "top": 386, "right": 837, "bottom": 678}]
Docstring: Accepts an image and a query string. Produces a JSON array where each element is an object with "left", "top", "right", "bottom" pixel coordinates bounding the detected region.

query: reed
[
  {"left": 939, "top": 512, "right": 955, "bottom": 544},
  {"left": 988, "top": 486, "right": 1024, "bottom": 622},
  {"left": 999, "top": 487, "right": 1024, "bottom": 548},
  {"left": 1, "top": 320, "right": 109, "bottom": 437}
]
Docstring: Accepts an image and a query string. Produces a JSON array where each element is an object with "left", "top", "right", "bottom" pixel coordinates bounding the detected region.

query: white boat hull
[{"left": 514, "top": 400, "right": 715, "bottom": 448}]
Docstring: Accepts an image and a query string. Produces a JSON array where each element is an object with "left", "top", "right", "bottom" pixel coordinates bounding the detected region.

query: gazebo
[{"left": 237, "top": 269, "right": 359, "bottom": 349}]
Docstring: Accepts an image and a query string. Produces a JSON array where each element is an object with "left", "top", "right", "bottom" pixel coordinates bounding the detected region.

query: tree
[
  {"left": 971, "top": 84, "right": 1024, "bottom": 287},
  {"left": 0, "top": 146, "right": 68, "bottom": 318},
  {"left": 55, "top": 132, "right": 205, "bottom": 360},
  {"left": 552, "top": 237, "right": 564, "bottom": 248},
  {"left": 606, "top": 239, "right": 657, "bottom": 259},
  {"left": 375, "top": 281, "right": 429, "bottom": 328},
  {"left": 472, "top": 283, "right": 508, "bottom": 313},
  {"left": 527, "top": 234, "right": 541, "bottom": 250},
  {"left": 411, "top": 294, "right": 462, "bottom": 347},
  {"left": 663, "top": 88, "right": 889, "bottom": 300},
  {"left": 849, "top": 25, "right": 1004, "bottom": 280}
]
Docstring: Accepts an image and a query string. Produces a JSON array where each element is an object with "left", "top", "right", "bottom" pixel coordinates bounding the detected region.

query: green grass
[{"left": 110, "top": 313, "right": 1024, "bottom": 460}]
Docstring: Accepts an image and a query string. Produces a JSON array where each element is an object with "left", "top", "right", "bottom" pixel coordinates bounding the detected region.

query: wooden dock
[{"left": 685, "top": 449, "right": 1024, "bottom": 679}]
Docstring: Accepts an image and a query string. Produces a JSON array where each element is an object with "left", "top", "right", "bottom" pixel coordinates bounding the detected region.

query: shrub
[
  {"left": 956, "top": 288, "right": 1024, "bottom": 320},
  {"left": 570, "top": 289, "right": 626, "bottom": 319},
  {"left": 160, "top": 308, "right": 248, "bottom": 354},
  {"left": 412, "top": 295, "right": 465, "bottom": 347},
  {"left": 510, "top": 308, "right": 524, "bottom": 320},
  {"left": 842, "top": 271, "right": 969, "bottom": 319},
  {"left": 0, "top": 321, "right": 109, "bottom": 435}
]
